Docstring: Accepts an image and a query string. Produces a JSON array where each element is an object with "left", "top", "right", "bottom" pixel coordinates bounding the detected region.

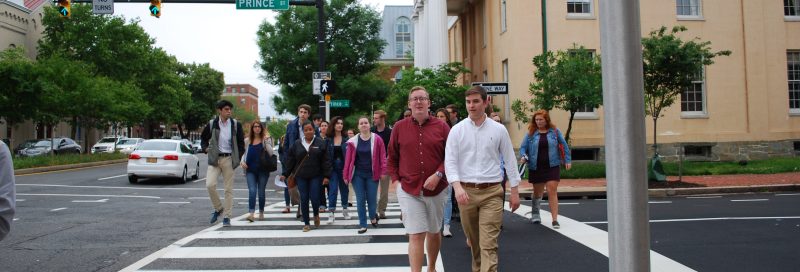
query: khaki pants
[
  {"left": 377, "top": 174, "right": 391, "bottom": 216},
  {"left": 206, "top": 156, "right": 235, "bottom": 218},
  {"left": 459, "top": 184, "right": 504, "bottom": 272}
]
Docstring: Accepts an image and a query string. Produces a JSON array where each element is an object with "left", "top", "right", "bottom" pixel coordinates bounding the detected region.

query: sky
[{"left": 113, "top": 0, "right": 413, "bottom": 120}]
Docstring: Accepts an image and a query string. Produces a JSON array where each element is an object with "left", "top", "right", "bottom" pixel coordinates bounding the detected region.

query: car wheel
[
  {"left": 180, "top": 166, "right": 188, "bottom": 184},
  {"left": 192, "top": 162, "right": 199, "bottom": 180},
  {"left": 128, "top": 175, "right": 138, "bottom": 184}
]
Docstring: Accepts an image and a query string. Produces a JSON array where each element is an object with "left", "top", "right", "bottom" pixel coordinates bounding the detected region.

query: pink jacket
[{"left": 343, "top": 133, "right": 387, "bottom": 183}]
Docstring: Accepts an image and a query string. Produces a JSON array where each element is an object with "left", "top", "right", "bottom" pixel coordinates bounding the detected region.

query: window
[
  {"left": 789, "top": 51, "right": 800, "bottom": 114},
  {"left": 395, "top": 17, "right": 412, "bottom": 58},
  {"left": 571, "top": 148, "right": 599, "bottom": 161},
  {"left": 502, "top": 59, "right": 509, "bottom": 82},
  {"left": 676, "top": 0, "right": 702, "bottom": 18},
  {"left": 483, "top": 70, "right": 489, "bottom": 81},
  {"left": 500, "top": 0, "right": 507, "bottom": 33},
  {"left": 681, "top": 67, "right": 707, "bottom": 116},
  {"left": 684, "top": 145, "right": 712, "bottom": 158},
  {"left": 567, "top": 49, "right": 599, "bottom": 118},
  {"left": 482, "top": 6, "right": 487, "bottom": 47},
  {"left": 567, "top": 0, "right": 592, "bottom": 15},
  {"left": 394, "top": 70, "right": 403, "bottom": 82},
  {"left": 786, "top": 0, "right": 800, "bottom": 17}
]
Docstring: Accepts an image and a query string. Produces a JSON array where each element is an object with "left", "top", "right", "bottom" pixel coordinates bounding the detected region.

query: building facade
[
  {"left": 223, "top": 84, "right": 259, "bottom": 118},
  {"left": 378, "top": 5, "right": 415, "bottom": 82},
  {"left": 413, "top": 0, "right": 800, "bottom": 161}
]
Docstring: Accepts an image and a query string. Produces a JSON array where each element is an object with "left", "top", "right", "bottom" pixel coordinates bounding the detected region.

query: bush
[{"left": 13, "top": 152, "right": 127, "bottom": 170}]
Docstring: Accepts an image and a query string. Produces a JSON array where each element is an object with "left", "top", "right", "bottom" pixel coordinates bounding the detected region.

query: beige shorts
[{"left": 396, "top": 183, "right": 447, "bottom": 234}]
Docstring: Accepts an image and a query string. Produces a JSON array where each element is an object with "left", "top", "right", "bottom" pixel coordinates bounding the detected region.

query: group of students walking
[{"left": 200, "top": 84, "right": 572, "bottom": 272}]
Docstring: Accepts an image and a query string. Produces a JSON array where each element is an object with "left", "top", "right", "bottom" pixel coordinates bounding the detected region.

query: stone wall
[{"left": 564, "top": 139, "right": 799, "bottom": 163}]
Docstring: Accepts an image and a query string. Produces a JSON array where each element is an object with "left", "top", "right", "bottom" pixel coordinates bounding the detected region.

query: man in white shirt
[
  {"left": 445, "top": 86, "right": 521, "bottom": 272},
  {"left": 201, "top": 100, "right": 245, "bottom": 227}
]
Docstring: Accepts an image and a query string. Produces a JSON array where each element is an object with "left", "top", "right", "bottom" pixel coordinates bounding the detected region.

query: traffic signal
[
  {"left": 56, "top": 0, "right": 71, "bottom": 18},
  {"left": 149, "top": 0, "right": 161, "bottom": 18}
]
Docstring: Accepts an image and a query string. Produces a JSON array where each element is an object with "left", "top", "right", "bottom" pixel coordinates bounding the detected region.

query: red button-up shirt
[{"left": 387, "top": 116, "right": 450, "bottom": 196}]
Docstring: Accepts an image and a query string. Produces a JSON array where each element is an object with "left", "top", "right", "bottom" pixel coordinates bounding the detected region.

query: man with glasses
[
  {"left": 388, "top": 86, "right": 450, "bottom": 272},
  {"left": 201, "top": 100, "right": 245, "bottom": 227}
]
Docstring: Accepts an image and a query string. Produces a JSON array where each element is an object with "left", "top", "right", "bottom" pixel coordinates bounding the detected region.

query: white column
[
  {"left": 426, "top": 0, "right": 449, "bottom": 67},
  {"left": 412, "top": 12, "right": 421, "bottom": 68},
  {"left": 419, "top": 9, "right": 428, "bottom": 68}
]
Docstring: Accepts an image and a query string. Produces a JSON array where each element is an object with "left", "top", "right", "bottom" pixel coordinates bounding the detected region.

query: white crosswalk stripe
[{"left": 122, "top": 202, "right": 445, "bottom": 271}]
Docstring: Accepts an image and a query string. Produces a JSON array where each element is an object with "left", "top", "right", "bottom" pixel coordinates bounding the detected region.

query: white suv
[{"left": 92, "top": 136, "right": 125, "bottom": 154}]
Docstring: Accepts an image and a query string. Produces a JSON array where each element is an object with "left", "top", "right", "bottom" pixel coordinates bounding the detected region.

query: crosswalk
[{"left": 122, "top": 202, "right": 444, "bottom": 271}]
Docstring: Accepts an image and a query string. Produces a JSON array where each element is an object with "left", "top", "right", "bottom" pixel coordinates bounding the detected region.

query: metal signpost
[
  {"left": 92, "top": 0, "right": 114, "bottom": 14},
  {"left": 599, "top": 0, "right": 650, "bottom": 271},
  {"left": 235, "top": 0, "right": 289, "bottom": 9},
  {"left": 329, "top": 100, "right": 349, "bottom": 108}
]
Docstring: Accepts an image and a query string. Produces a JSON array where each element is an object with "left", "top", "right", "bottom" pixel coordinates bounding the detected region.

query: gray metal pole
[{"left": 599, "top": 0, "right": 650, "bottom": 271}]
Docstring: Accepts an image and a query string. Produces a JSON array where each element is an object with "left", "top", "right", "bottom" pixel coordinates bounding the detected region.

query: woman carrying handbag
[
  {"left": 239, "top": 121, "right": 273, "bottom": 222},
  {"left": 281, "top": 120, "right": 331, "bottom": 232}
]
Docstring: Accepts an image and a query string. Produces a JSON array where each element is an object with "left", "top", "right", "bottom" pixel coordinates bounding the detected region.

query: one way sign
[{"left": 471, "top": 82, "right": 509, "bottom": 95}]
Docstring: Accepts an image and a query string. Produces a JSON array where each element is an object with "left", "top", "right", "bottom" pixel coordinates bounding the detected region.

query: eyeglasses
[{"left": 408, "top": 97, "right": 429, "bottom": 102}]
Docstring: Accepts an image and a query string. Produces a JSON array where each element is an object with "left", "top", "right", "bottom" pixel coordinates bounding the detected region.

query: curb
[
  {"left": 14, "top": 159, "right": 128, "bottom": 175},
  {"left": 519, "top": 184, "right": 800, "bottom": 198}
]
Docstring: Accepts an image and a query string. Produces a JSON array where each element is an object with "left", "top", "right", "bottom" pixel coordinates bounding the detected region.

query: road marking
[
  {"left": 72, "top": 199, "right": 109, "bottom": 203},
  {"left": 192, "top": 178, "right": 206, "bottom": 183},
  {"left": 508, "top": 203, "right": 695, "bottom": 272},
  {"left": 18, "top": 193, "right": 160, "bottom": 199},
  {"left": 687, "top": 196, "right": 722, "bottom": 199},
  {"left": 541, "top": 202, "right": 579, "bottom": 206},
  {"left": 731, "top": 199, "right": 768, "bottom": 202},
  {"left": 162, "top": 243, "right": 409, "bottom": 259},
  {"left": 584, "top": 216, "right": 800, "bottom": 224},
  {"left": 649, "top": 201, "right": 672, "bottom": 204},
  {"left": 139, "top": 268, "right": 431, "bottom": 272},
  {"left": 15, "top": 199, "right": 25, "bottom": 202},
  {"left": 50, "top": 207, "right": 68, "bottom": 212},
  {"left": 159, "top": 201, "right": 191, "bottom": 204},
  {"left": 16, "top": 184, "right": 247, "bottom": 192},
  {"left": 196, "top": 228, "right": 408, "bottom": 239},
  {"left": 231, "top": 218, "right": 403, "bottom": 227},
  {"left": 594, "top": 199, "right": 607, "bottom": 201},
  {"left": 98, "top": 174, "right": 128, "bottom": 180},
  {"left": 15, "top": 162, "right": 126, "bottom": 176},
  {"left": 776, "top": 193, "right": 800, "bottom": 196},
  {"left": 13, "top": 218, "right": 19, "bottom": 221}
]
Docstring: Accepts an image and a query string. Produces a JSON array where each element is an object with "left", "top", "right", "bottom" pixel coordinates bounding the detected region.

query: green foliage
[
  {"left": 267, "top": 119, "right": 289, "bottom": 141},
  {"left": 256, "top": 0, "right": 390, "bottom": 115},
  {"left": 13, "top": 152, "right": 127, "bottom": 170},
  {"left": 642, "top": 26, "right": 731, "bottom": 148},
  {"left": 179, "top": 63, "right": 225, "bottom": 137},
  {"left": 0, "top": 47, "right": 39, "bottom": 131},
  {"left": 380, "top": 62, "right": 471, "bottom": 124},
  {"left": 512, "top": 45, "right": 603, "bottom": 142}
]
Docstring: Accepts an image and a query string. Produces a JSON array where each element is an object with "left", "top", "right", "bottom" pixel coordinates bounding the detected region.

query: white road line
[
  {"left": 775, "top": 193, "right": 800, "bottom": 196},
  {"left": 231, "top": 218, "right": 403, "bottom": 227},
  {"left": 731, "top": 199, "right": 769, "bottom": 202},
  {"left": 159, "top": 202, "right": 191, "bottom": 204},
  {"left": 649, "top": 201, "right": 672, "bottom": 204},
  {"left": 139, "top": 267, "right": 436, "bottom": 272},
  {"left": 264, "top": 211, "right": 401, "bottom": 219},
  {"left": 98, "top": 174, "right": 128, "bottom": 181},
  {"left": 15, "top": 199, "right": 25, "bottom": 202},
  {"left": 50, "top": 207, "right": 67, "bottom": 212},
  {"left": 195, "top": 228, "right": 408, "bottom": 239},
  {"left": 72, "top": 199, "right": 109, "bottom": 203},
  {"left": 687, "top": 196, "right": 722, "bottom": 199},
  {"left": 162, "top": 243, "right": 409, "bottom": 259},
  {"left": 583, "top": 216, "right": 800, "bottom": 224},
  {"left": 594, "top": 199, "right": 607, "bottom": 201},
  {"left": 16, "top": 184, "right": 247, "bottom": 191},
  {"left": 237, "top": 202, "right": 248, "bottom": 205},
  {"left": 13, "top": 218, "right": 19, "bottom": 221},
  {"left": 192, "top": 178, "right": 206, "bottom": 183},
  {"left": 18, "top": 193, "right": 160, "bottom": 199},
  {"left": 508, "top": 203, "right": 695, "bottom": 272}
]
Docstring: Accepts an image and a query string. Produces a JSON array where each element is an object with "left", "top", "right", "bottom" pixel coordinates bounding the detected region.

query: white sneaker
[
  {"left": 442, "top": 225, "right": 452, "bottom": 237},
  {"left": 343, "top": 209, "right": 352, "bottom": 220},
  {"left": 531, "top": 213, "right": 542, "bottom": 224},
  {"left": 327, "top": 211, "right": 335, "bottom": 224}
]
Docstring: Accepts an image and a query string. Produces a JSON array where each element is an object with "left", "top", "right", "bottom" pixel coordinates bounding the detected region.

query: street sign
[
  {"left": 320, "top": 79, "right": 336, "bottom": 95},
  {"left": 236, "top": 0, "right": 289, "bottom": 10},
  {"left": 92, "top": 0, "right": 113, "bottom": 14},
  {"left": 471, "top": 82, "right": 509, "bottom": 95},
  {"left": 329, "top": 100, "right": 350, "bottom": 108},
  {"left": 312, "top": 71, "right": 331, "bottom": 95}
]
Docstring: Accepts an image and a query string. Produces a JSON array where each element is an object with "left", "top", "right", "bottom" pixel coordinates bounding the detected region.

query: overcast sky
[{"left": 113, "top": 0, "right": 413, "bottom": 119}]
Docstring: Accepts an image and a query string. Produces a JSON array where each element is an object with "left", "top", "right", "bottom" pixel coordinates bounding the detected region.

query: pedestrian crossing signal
[
  {"left": 56, "top": 0, "right": 71, "bottom": 18},
  {"left": 149, "top": 0, "right": 161, "bottom": 18}
]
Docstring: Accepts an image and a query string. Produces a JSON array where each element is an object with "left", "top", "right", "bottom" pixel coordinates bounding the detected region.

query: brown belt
[{"left": 462, "top": 182, "right": 500, "bottom": 189}]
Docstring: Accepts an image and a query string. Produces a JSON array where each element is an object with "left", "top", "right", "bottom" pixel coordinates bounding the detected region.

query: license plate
[{"left": 146, "top": 157, "right": 157, "bottom": 163}]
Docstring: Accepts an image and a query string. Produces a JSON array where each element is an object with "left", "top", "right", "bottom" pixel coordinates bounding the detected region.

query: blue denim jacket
[
  {"left": 325, "top": 137, "right": 347, "bottom": 171},
  {"left": 519, "top": 128, "right": 571, "bottom": 171}
]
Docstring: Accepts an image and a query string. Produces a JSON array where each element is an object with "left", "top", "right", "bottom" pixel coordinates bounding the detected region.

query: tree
[
  {"left": 0, "top": 47, "right": 39, "bottom": 147},
  {"left": 642, "top": 26, "right": 731, "bottom": 153},
  {"left": 512, "top": 46, "right": 603, "bottom": 143},
  {"left": 178, "top": 63, "right": 225, "bottom": 138},
  {"left": 380, "top": 62, "right": 471, "bottom": 123},
  {"left": 267, "top": 119, "right": 289, "bottom": 142},
  {"left": 256, "top": 0, "right": 390, "bottom": 115}
]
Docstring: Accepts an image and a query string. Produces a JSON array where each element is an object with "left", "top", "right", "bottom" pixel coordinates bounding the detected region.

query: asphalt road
[{"left": 2, "top": 156, "right": 799, "bottom": 271}]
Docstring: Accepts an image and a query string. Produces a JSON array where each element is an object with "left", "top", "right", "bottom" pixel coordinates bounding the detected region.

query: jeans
[
  {"left": 351, "top": 168, "right": 378, "bottom": 228},
  {"left": 296, "top": 176, "right": 322, "bottom": 225},
  {"left": 245, "top": 170, "right": 268, "bottom": 213},
  {"left": 327, "top": 166, "right": 349, "bottom": 211},
  {"left": 443, "top": 184, "right": 452, "bottom": 226},
  {"left": 284, "top": 187, "right": 290, "bottom": 207}
]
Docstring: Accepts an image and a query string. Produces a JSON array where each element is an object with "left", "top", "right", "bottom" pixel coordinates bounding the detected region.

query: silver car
[{"left": 116, "top": 138, "right": 145, "bottom": 154}]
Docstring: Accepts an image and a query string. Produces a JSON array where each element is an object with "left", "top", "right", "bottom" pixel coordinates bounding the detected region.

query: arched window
[
  {"left": 395, "top": 17, "right": 411, "bottom": 58},
  {"left": 394, "top": 70, "right": 403, "bottom": 82}
]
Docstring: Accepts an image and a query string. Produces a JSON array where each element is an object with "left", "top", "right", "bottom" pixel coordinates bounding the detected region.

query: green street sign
[
  {"left": 236, "top": 0, "right": 289, "bottom": 10},
  {"left": 329, "top": 100, "right": 350, "bottom": 108}
]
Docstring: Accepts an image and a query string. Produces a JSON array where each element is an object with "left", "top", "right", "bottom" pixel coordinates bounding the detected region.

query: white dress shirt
[
  {"left": 301, "top": 135, "right": 315, "bottom": 152},
  {"left": 218, "top": 118, "right": 232, "bottom": 153},
  {"left": 445, "top": 114, "right": 521, "bottom": 188}
]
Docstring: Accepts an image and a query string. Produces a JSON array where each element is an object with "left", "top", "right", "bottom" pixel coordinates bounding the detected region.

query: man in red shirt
[{"left": 388, "top": 86, "right": 450, "bottom": 272}]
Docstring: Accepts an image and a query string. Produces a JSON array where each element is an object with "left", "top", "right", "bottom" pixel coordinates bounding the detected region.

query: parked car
[
  {"left": 20, "top": 138, "right": 82, "bottom": 157},
  {"left": 13, "top": 139, "right": 38, "bottom": 157},
  {"left": 192, "top": 139, "right": 202, "bottom": 153},
  {"left": 92, "top": 136, "right": 125, "bottom": 154},
  {"left": 126, "top": 139, "right": 199, "bottom": 184},
  {"left": 180, "top": 139, "right": 193, "bottom": 151},
  {"left": 115, "top": 138, "right": 145, "bottom": 154}
]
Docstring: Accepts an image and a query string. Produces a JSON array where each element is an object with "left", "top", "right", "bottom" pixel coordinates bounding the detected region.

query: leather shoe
[{"left": 209, "top": 209, "right": 222, "bottom": 224}]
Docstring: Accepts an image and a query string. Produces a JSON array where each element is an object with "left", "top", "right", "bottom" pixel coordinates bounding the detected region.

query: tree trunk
[
  {"left": 566, "top": 110, "right": 576, "bottom": 144},
  {"left": 652, "top": 117, "right": 659, "bottom": 155},
  {"left": 178, "top": 124, "right": 186, "bottom": 139}
]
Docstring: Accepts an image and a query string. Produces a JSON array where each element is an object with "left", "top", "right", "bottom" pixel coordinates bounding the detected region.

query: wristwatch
[{"left": 434, "top": 171, "right": 443, "bottom": 178}]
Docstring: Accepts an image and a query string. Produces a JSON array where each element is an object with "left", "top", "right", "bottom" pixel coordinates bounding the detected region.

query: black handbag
[{"left": 259, "top": 140, "right": 278, "bottom": 173}]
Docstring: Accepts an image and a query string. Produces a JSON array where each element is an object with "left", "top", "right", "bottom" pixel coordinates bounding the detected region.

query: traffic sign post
[
  {"left": 312, "top": 72, "right": 331, "bottom": 95},
  {"left": 92, "top": 0, "right": 113, "bottom": 14},
  {"left": 236, "top": 0, "right": 289, "bottom": 10},
  {"left": 472, "top": 82, "right": 510, "bottom": 123},
  {"left": 329, "top": 100, "right": 350, "bottom": 108}
]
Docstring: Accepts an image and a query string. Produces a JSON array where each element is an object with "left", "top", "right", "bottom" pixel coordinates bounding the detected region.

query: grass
[
  {"left": 13, "top": 152, "right": 128, "bottom": 170},
  {"left": 520, "top": 156, "right": 800, "bottom": 179}
]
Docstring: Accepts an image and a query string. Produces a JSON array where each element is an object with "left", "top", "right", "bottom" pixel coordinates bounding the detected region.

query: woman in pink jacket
[{"left": 343, "top": 116, "right": 387, "bottom": 234}]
